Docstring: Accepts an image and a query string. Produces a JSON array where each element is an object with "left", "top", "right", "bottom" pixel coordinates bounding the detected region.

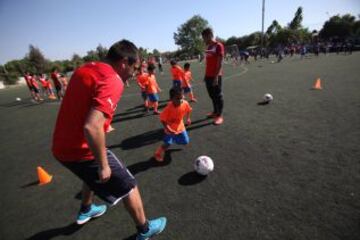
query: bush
[{"left": 0, "top": 72, "right": 19, "bottom": 85}]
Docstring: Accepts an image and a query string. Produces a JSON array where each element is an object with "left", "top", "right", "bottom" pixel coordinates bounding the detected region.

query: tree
[
  {"left": 320, "top": 14, "right": 357, "bottom": 40},
  {"left": 266, "top": 20, "right": 282, "bottom": 35},
  {"left": 288, "top": 7, "right": 303, "bottom": 30},
  {"left": 96, "top": 44, "right": 108, "bottom": 60},
  {"left": 152, "top": 49, "right": 161, "bottom": 56},
  {"left": 71, "top": 54, "right": 84, "bottom": 69},
  {"left": 174, "top": 15, "right": 209, "bottom": 56},
  {"left": 27, "top": 45, "right": 49, "bottom": 74},
  {"left": 138, "top": 47, "right": 149, "bottom": 60}
]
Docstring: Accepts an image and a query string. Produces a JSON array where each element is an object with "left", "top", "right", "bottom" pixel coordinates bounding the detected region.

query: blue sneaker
[
  {"left": 76, "top": 204, "right": 107, "bottom": 225},
  {"left": 136, "top": 217, "right": 167, "bottom": 240}
]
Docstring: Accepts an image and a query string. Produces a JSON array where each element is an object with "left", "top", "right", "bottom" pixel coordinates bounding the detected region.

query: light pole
[{"left": 261, "top": 0, "right": 265, "bottom": 49}]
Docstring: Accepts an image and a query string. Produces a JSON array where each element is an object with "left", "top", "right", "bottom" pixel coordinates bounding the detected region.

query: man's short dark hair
[
  {"left": 169, "top": 87, "right": 182, "bottom": 99},
  {"left": 202, "top": 27, "right": 213, "bottom": 37},
  {"left": 170, "top": 60, "right": 177, "bottom": 66},
  {"left": 106, "top": 40, "right": 138, "bottom": 64}
]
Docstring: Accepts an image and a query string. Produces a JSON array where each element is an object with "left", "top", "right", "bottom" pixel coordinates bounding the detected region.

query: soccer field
[{"left": 0, "top": 53, "right": 359, "bottom": 240}]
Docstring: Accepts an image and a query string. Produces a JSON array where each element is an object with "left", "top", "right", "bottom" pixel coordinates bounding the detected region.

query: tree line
[{"left": 1, "top": 7, "right": 359, "bottom": 85}]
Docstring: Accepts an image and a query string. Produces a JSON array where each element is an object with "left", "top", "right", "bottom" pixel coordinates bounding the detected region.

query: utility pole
[{"left": 261, "top": 0, "right": 265, "bottom": 49}]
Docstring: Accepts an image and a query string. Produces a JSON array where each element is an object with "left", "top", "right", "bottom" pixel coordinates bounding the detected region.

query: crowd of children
[
  {"left": 23, "top": 69, "right": 68, "bottom": 102},
  {"left": 133, "top": 59, "right": 198, "bottom": 162}
]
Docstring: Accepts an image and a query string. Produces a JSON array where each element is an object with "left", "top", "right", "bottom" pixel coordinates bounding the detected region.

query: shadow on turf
[
  {"left": 112, "top": 103, "right": 167, "bottom": 123},
  {"left": 186, "top": 118, "right": 213, "bottom": 131},
  {"left": 107, "top": 128, "right": 163, "bottom": 150},
  {"left": 178, "top": 171, "right": 207, "bottom": 186},
  {"left": 25, "top": 223, "right": 83, "bottom": 240},
  {"left": 127, "top": 149, "right": 181, "bottom": 175},
  {"left": 108, "top": 119, "right": 212, "bottom": 150},
  {"left": 21, "top": 181, "right": 39, "bottom": 188}
]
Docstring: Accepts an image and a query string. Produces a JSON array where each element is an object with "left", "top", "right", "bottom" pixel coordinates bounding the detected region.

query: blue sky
[{"left": 0, "top": 0, "right": 359, "bottom": 64}]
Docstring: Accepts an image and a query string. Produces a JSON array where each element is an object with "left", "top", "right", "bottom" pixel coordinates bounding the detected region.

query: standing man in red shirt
[
  {"left": 202, "top": 28, "right": 225, "bottom": 125},
  {"left": 51, "top": 69, "right": 64, "bottom": 100},
  {"left": 52, "top": 40, "right": 166, "bottom": 240}
]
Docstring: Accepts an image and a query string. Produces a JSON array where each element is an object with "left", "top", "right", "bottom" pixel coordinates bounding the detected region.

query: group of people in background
[
  {"left": 225, "top": 39, "right": 355, "bottom": 65},
  {"left": 23, "top": 69, "right": 68, "bottom": 102}
]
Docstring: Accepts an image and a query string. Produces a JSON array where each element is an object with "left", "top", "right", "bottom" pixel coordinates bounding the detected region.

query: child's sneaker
[
  {"left": 153, "top": 110, "right": 161, "bottom": 115},
  {"left": 76, "top": 204, "right": 107, "bottom": 225},
  {"left": 154, "top": 147, "right": 164, "bottom": 162},
  {"left": 136, "top": 217, "right": 167, "bottom": 240}
]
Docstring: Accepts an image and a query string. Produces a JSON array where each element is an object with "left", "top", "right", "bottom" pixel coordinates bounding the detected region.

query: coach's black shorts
[
  {"left": 61, "top": 150, "right": 137, "bottom": 206},
  {"left": 31, "top": 86, "right": 40, "bottom": 94},
  {"left": 55, "top": 84, "right": 62, "bottom": 92}
]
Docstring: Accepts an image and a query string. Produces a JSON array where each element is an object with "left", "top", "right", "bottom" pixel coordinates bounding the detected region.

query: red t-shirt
[
  {"left": 160, "top": 100, "right": 192, "bottom": 134},
  {"left": 30, "top": 76, "right": 39, "bottom": 88},
  {"left": 24, "top": 75, "right": 32, "bottom": 88},
  {"left": 51, "top": 72, "right": 62, "bottom": 87},
  {"left": 52, "top": 62, "right": 124, "bottom": 162},
  {"left": 205, "top": 41, "right": 224, "bottom": 77},
  {"left": 39, "top": 77, "right": 48, "bottom": 88}
]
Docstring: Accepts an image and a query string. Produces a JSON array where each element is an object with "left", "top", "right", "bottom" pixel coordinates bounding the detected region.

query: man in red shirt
[
  {"left": 202, "top": 28, "right": 225, "bottom": 125},
  {"left": 51, "top": 69, "right": 64, "bottom": 100},
  {"left": 52, "top": 40, "right": 166, "bottom": 239}
]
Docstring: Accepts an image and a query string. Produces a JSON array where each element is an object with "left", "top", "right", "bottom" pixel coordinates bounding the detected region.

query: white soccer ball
[
  {"left": 16, "top": 97, "right": 21, "bottom": 101},
  {"left": 194, "top": 156, "right": 214, "bottom": 175},
  {"left": 263, "top": 93, "right": 273, "bottom": 102}
]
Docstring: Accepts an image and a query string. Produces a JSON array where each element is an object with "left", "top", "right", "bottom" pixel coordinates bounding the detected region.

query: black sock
[
  {"left": 80, "top": 204, "right": 91, "bottom": 213},
  {"left": 136, "top": 220, "right": 149, "bottom": 234}
]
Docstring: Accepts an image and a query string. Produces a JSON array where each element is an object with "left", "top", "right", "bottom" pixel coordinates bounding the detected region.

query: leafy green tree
[
  {"left": 83, "top": 50, "right": 99, "bottom": 62},
  {"left": 288, "top": 7, "right": 303, "bottom": 30},
  {"left": 320, "top": 14, "right": 357, "bottom": 40},
  {"left": 266, "top": 20, "right": 282, "bottom": 35},
  {"left": 96, "top": 44, "right": 108, "bottom": 60},
  {"left": 138, "top": 47, "right": 149, "bottom": 60},
  {"left": 27, "top": 44, "right": 49, "bottom": 74},
  {"left": 71, "top": 54, "right": 84, "bottom": 69},
  {"left": 152, "top": 49, "right": 160, "bottom": 56},
  {"left": 174, "top": 15, "right": 209, "bottom": 56}
]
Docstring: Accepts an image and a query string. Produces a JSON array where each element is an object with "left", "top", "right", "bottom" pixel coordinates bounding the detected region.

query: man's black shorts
[{"left": 61, "top": 150, "right": 137, "bottom": 206}]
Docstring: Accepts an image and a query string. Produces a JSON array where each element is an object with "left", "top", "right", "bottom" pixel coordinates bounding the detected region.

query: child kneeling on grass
[{"left": 154, "top": 87, "right": 192, "bottom": 161}]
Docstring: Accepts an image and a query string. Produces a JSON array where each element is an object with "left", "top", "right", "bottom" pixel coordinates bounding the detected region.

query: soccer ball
[
  {"left": 16, "top": 97, "right": 21, "bottom": 101},
  {"left": 194, "top": 156, "right": 214, "bottom": 175},
  {"left": 263, "top": 93, "right": 273, "bottom": 102}
]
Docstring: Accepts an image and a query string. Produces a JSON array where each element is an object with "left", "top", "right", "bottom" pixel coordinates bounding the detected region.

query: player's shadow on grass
[
  {"left": 186, "top": 118, "right": 213, "bottom": 131},
  {"left": 127, "top": 149, "right": 181, "bottom": 175},
  {"left": 112, "top": 112, "right": 150, "bottom": 123},
  {"left": 178, "top": 171, "right": 207, "bottom": 186},
  {"left": 107, "top": 128, "right": 164, "bottom": 150},
  {"left": 25, "top": 223, "right": 83, "bottom": 240}
]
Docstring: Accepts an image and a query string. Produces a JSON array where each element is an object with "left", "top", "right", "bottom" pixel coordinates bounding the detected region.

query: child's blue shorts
[
  {"left": 163, "top": 130, "right": 190, "bottom": 146},
  {"left": 147, "top": 93, "right": 159, "bottom": 102},
  {"left": 182, "top": 87, "right": 192, "bottom": 93}
]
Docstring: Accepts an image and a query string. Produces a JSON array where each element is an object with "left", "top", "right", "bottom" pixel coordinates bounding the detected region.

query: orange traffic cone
[
  {"left": 37, "top": 166, "right": 53, "bottom": 185},
  {"left": 313, "top": 78, "right": 322, "bottom": 90}
]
